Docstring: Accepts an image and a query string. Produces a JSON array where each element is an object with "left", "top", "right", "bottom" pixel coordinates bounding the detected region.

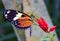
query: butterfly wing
[
  {"left": 3, "top": 10, "right": 18, "bottom": 22},
  {"left": 17, "top": 15, "right": 32, "bottom": 28},
  {"left": 3, "top": 10, "right": 32, "bottom": 29}
]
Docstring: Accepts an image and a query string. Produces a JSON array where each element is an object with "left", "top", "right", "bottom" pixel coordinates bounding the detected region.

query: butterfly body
[{"left": 3, "top": 10, "right": 32, "bottom": 29}]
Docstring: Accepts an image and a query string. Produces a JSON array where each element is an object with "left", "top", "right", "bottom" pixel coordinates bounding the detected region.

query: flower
[
  {"left": 36, "top": 17, "right": 56, "bottom": 33},
  {"left": 49, "top": 26, "right": 56, "bottom": 32}
]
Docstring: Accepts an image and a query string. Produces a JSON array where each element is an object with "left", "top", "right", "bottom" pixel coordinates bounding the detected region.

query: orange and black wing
[{"left": 17, "top": 14, "right": 32, "bottom": 28}]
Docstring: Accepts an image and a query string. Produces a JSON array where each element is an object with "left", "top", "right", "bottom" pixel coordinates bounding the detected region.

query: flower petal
[
  {"left": 49, "top": 26, "right": 56, "bottom": 32},
  {"left": 40, "top": 17, "right": 48, "bottom": 27},
  {"left": 36, "top": 18, "right": 48, "bottom": 32}
]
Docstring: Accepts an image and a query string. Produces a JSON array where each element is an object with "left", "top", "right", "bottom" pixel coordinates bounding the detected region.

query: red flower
[
  {"left": 49, "top": 26, "right": 56, "bottom": 32},
  {"left": 36, "top": 17, "right": 56, "bottom": 33}
]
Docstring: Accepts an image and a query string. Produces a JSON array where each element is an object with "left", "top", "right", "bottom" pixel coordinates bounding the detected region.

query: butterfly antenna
[
  {"left": 30, "top": 8, "right": 37, "bottom": 15},
  {"left": 30, "top": 8, "right": 38, "bottom": 19},
  {"left": 30, "top": 8, "right": 39, "bottom": 26}
]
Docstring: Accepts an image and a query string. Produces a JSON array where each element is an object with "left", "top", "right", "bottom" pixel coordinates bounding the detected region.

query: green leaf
[
  {"left": 41, "top": 36, "right": 50, "bottom": 41},
  {"left": 43, "top": 36, "right": 49, "bottom": 39},
  {"left": 53, "top": 33, "right": 56, "bottom": 37}
]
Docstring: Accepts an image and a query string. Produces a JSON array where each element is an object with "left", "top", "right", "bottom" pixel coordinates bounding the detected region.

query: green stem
[{"left": 48, "top": 32, "right": 54, "bottom": 41}]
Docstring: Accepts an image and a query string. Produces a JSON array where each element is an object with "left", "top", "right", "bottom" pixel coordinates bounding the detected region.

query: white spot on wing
[
  {"left": 5, "top": 14, "right": 7, "bottom": 18},
  {"left": 5, "top": 14, "right": 7, "bottom": 17},
  {"left": 16, "top": 13, "right": 22, "bottom": 17},
  {"left": 5, "top": 10, "right": 10, "bottom": 18},
  {"left": 7, "top": 10, "right": 10, "bottom": 14},
  {"left": 13, "top": 17, "right": 19, "bottom": 21},
  {"left": 13, "top": 13, "right": 23, "bottom": 21}
]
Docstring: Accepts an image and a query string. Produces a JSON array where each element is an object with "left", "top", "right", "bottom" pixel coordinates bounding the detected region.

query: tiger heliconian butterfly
[
  {"left": 3, "top": 10, "right": 32, "bottom": 28},
  {"left": 3, "top": 9, "right": 32, "bottom": 36}
]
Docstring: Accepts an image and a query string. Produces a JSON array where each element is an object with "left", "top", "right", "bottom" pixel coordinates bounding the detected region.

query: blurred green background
[
  {"left": 0, "top": 0, "right": 17, "bottom": 41},
  {"left": 0, "top": 0, "right": 60, "bottom": 41}
]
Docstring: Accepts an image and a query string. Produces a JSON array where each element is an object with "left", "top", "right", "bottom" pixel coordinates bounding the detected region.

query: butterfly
[{"left": 3, "top": 10, "right": 32, "bottom": 29}]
